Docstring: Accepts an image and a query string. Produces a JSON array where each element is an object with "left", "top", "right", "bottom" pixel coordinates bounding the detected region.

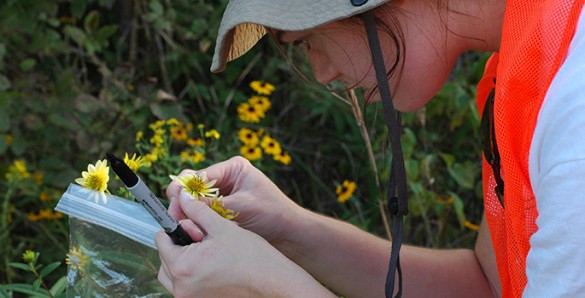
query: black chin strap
[{"left": 362, "top": 10, "right": 409, "bottom": 298}]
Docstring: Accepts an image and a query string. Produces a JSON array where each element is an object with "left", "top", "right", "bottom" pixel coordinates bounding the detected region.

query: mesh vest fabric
[{"left": 476, "top": 0, "right": 585, "bottom": 296}]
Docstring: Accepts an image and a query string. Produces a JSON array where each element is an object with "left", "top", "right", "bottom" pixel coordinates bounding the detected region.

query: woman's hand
[
  {"left": 166, "top": 156, "right": 307, "bottom": 249},
  {"left": 156, "top": 194, "right": 334, "bottom": 297}
]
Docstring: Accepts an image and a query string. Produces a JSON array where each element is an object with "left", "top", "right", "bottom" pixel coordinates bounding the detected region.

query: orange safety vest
[{"left": 476, "top": 0, "right": 584, "bottom": 296}]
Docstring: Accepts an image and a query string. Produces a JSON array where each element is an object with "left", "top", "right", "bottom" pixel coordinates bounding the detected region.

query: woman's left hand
[{"left": 155, "top": 192, "right": 334, "bottom": 297}]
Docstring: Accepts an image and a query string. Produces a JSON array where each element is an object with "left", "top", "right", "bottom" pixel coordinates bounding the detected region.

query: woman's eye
[{"left": 292, "top": 39, "right": 310, "bottom": 50}]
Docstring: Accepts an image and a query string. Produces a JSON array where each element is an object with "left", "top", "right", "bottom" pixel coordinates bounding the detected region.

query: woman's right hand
[{"left": 166, "top": 156, "right": 307, "bottom": 250}]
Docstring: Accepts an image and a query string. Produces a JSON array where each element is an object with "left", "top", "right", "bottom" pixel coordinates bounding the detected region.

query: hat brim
[{"left": 211, "top": 0, "right": 389, "bottom": 72}]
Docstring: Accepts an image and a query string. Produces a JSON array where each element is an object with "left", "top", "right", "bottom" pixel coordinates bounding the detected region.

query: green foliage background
[{"left": 0, "top": 0, "right": 488, "bottom": 295}]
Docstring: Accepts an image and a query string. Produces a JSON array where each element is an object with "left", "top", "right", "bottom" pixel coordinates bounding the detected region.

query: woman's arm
[{"left": 276, "top": 209, "right": 496, "bottom": 297}]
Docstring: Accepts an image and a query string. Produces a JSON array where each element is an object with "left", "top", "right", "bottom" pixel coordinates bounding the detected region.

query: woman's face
[{"left": 278, "top": 5, "right": 466, "bottom": 112}]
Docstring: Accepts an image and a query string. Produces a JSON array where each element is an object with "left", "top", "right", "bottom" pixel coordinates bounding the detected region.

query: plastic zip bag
[{"left": 55, "top": 183, "right": 170, "bottom": 297}]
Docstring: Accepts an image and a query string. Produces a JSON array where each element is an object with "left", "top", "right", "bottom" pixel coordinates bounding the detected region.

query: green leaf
[
  {"left": 40, "top": 262, "right": 61, "bottom": 278},
  {"left": 10, "top": 132, "right": 26, "bottom": 155},
  {"left": 9, "top": 262, "right": 31, "bottom": 271},
  {"left": 95, "top": 24, "right": 118, "bottom": 42},
  {"left": 0, "top": 135, "right": 6, "bottom": 154},
  {"left": 48, "top": 113, "right": 78, "bottom": 130},
  {"left": 447, "top": 162, "right": 475, "bottom": 189},
  {"left": 149, "top": 0, "right": 164, "bottom": 15},
  {"left": 63, "top": 26, "right": 87, "bottom": 46},
  {"left": 50, "top": 276, "right": 68, "bottom": 295},
  {"left": 0, "top": 284, "right": 49, "bottom": 297},
  {"left": 71, "top": 0, "right": 87, "bottom": 19},
  {"left": 0, "top": 287, "right": 11, "bottom": 298},
  {"left": 451, "top": 192, "right": 467, "bottom": 229},
  {"left": 19, "top": 58, "right": 37, "bottom": 72},
  {"left": 0, "top": 74, "right": 11, "bottom": 91},
  {"left": 0, "top": 108, "right": 8, "bottom": 132},
  {"left": 0, "top": 43, "right": 6, "bottom": 62}
]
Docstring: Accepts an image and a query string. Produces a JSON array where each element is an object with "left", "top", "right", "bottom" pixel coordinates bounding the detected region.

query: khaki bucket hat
[{"left": 211, "top": 0, "right": 390, "bottom": 73}]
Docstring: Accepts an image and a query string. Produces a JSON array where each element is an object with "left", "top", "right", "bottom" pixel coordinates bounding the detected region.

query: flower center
[
  {"left": 186, "top": 177, "right": 206, "bottom": 193},
  {"left": 86, "top": 175, "right": 105, "bottom": 191}
]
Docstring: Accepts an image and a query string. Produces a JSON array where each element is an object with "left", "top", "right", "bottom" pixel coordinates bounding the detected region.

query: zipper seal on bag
[{"left": 55, "top": 184, "right": 161, "bottom": 249}]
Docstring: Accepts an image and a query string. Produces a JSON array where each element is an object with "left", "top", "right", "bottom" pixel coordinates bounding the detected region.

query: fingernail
[{"left": 180, "top": 190, "right": 193, "bottom": 202}]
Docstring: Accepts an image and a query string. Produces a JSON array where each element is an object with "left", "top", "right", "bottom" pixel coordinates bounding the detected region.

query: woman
[{"left": 155, "top": 0, "right": 585, "bottom": 296}]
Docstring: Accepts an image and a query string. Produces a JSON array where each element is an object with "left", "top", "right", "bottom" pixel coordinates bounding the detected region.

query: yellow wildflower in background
[
  {"left": 5, "top": 160, "right": 31, "bottom": 182},
  {"left": 22, "top": 250, "right": 36, "bottom": 263},
  {"left": 274, "top": 151, "right": 292, "bottom": 165},
  {"left": 205, "top": 129, "right": 221, "bottom": 139},
  {"left": 169, "top": 172, "right": 218, "bottom": 199},
  {"left": 39, "top": 191, "right": 51, "bottom": 202},
  {"left": 187, "top": 138, "right": 204, "bottom": 147},
  {"left": 166, "top": 118, "right": 180, "bottom": 126},
  {"left": 250, "top": 80, "right": 275, "bottom": 95},
  {"left": 32, "top": 171, "right": 43, "bottom": 185},
  {"left": 238, "top": 128, "right": 259, "bottom": 146},
  {"left": 180, "top": 150, "right": 205, "bottom": 164},
  {"left": 260, "top": 135, "right": 282, "bottom": 155},
  {"left": 66, "top": 246, "right": 88, "bottom": 272},
  {"left": 336, "top": 180, "right": 357, "bottom": 203},
  {"left": 124, "top": 153, "right": 145, "bottom": 172},
  {"left": 74, "top": 159, "right": 110, "bottom": 203},
  {"left": 149, "top": 120, "right": 166, "bottom": 131},
  {"left": 5, "top": 134, "right": 13, "bottom": 145},
  {"left": 237, "top": 102, "right": 265, "bottom": 123},
  {"left": 464, "top": 220, "right": 480, "bottom": 231},
  {"left": 240, "top": 145, "right": 262, "bottom": 161},
  {"left": 135, "top": 131, "right": 143, "bottom": 142},
  {"left": 249, "top": 96, "right": 271, "bottom": 112},
  {"left": 170, "top": 125, "right": 188, "bottom": 141}
]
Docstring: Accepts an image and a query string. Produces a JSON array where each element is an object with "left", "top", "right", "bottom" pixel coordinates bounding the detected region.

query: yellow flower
[
  {"left": 209, "top": 197, "right": 238, "bottom": 220},
  {"left": 237, "top": 102, "right": 265, "bottom": 123},
  {"left": 149, "top": 120, "right": 166, "bottom": 131},
  {"left": 180, "top": 150, "right": 205, "bottom": 164},
  {"left": 150, "top": 133, "right": 164, "bottom": 147},
  {"left": 66, "top": 246, "right": 88, "bottom": 272},
  {"left": 5, "top": 160, "right": 31, "bottom": 182},
  {"left": 240, "top": 145, "right": 262, "bottom": 161},
  {"left": 274, "top": 151, "right": 292, "bottom": 165},
  {"left": 39, "top": 191, "right": 51, "bottom": 202},
  {"left": 250, "top": 80, "right": 275, "bottom": 95},
  {"left": 166, "top": 118, "right": 180, "bottom": 126},
  {"left": 171, "top": 125, "right": 188, "bottom": 141},
  {"left": 260, "top": 135, "right": 282, "bottom": 155},
  {"left": 205, "top": 129, "right": 221, "bottom": 139},
  {"left": 187, "top": 138, "right": 204, "bottom": 147},
  {"left": 238, "top": 128, "right": 259, "bottom": 146},
  {"left": 336, "top": 180, "right": 357, "bottom": 203},
  {"left": 124, "top": 153, "right": 145, "bottom": 172},
  {"left": 28, "top": 212, "right": 41, "bottom": 222},
  {"left": 33, "top": 171, "right": 44, "bottom": 185},
  {"left": 169, "top": 172, "right": 219, "bottom": 199},
  {"left": 5, "top": 134, "right": 13, "bottom": 145},
  {"left": 464, "top": 220, "right": 481, "bottom": 231},
  {"left": 74, "top": 159, "right": 110, "bottom": 203},
  {"left": 135, "top": 131, "right": 143, "bottom": 142},
  {"left": 22, "top": 250, "right": 36, "bottom": 263},
  {"left": 248, "top": 96, "right": 271, "bottom": 112}
]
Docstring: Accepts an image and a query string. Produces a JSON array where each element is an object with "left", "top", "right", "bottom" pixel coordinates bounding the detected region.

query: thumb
[{"left": 179, "top": 190, "right": 226, "bottom": 235}]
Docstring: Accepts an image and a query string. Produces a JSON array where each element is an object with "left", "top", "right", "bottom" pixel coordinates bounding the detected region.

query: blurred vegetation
[{"left": 0, "top": 0, "right": 488, "bottom": 295}]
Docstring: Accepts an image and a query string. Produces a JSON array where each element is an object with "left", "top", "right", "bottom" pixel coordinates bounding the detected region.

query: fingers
[
  {"left": 158, "top": 260, "right": 173, "bottom": 292},
  {"left": 179, "top": 191, "right": 226, "bottom": 234},
  {"left": 178, "top": 219, "right": 205, "bottom": 242}
]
